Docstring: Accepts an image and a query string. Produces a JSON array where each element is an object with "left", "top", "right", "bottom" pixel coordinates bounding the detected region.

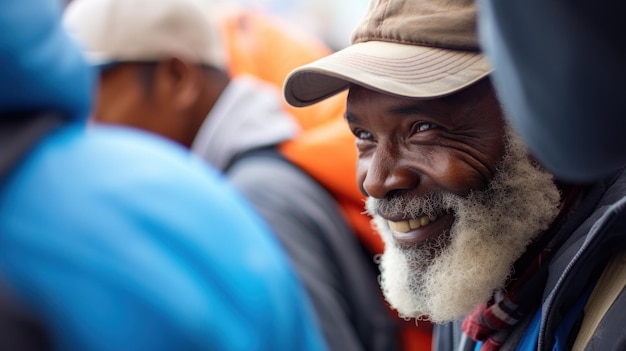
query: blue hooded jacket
[{"left": 0, "top": 1, "right": 327, "bottom": 350}]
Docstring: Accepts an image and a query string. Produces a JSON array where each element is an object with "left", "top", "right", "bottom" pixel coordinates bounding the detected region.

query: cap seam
[
  {"left": 353, "top": 35, "right": 480, "bottom": 52},
  {"left": 377, "top": 0, "right": 392, "bottom": 38}
]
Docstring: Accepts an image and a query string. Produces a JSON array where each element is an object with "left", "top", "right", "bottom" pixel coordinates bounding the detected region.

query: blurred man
[
  {"left": 284, "top": 0, "right": 626, "bottom": 350},
  {"left": 63, "top": 0, "right": 433, "bottom": 349},
  {"left": 216, "top": 6, "right": 434, "bottom": 349},
  {"left": 0, "top": 0, "right": 327, "bottom": 350}
]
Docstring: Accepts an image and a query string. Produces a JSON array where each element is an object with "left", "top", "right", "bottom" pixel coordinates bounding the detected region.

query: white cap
[{"left": 63, "top": 0, "right": 226, "bottom": 69}]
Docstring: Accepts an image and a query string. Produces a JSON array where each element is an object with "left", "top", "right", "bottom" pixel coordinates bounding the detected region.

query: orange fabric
[
  {"left": 216, "top": 7, "right": 432, "bottom": 351},
  {"left": 216, "top": 7, "right": 344, "bottom": 130},
  {"left": 278, "top": 116, "right": 385, "bottom": 255},
  {"left": 400, "top": 320, "right": 434, "bottom": 351}
]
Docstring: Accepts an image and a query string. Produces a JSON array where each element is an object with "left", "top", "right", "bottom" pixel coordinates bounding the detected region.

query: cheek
[
  {"left": 356, "top": 158, "right": 370, "bottom": 196},
  {"left": 438, "top": 161, "right": 487, "bottom": 194},
  {"left": 95, "top": 83, "right": 144, "bottom": 125},
  {"left": 413, "top": 150, "right": 491, "bottom": 196},
  {"left": 93, "top": 94, "right": 114, "bottom": 124}
]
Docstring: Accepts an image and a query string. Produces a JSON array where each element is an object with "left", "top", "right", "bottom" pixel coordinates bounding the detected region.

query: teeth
[
  {"left": 388, "top": 220, "right": 410, "bottom": 232},
  {"left": 388, "top": 214, "right": 437, "bottom": 233}
]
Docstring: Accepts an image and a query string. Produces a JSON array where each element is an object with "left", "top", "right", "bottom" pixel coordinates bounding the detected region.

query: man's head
[
  {"left": 63, "top": 0, "right": 229, "bottom": 147},
  {"left": 283, "top": 0, "right": 561, "bottom": 323}
]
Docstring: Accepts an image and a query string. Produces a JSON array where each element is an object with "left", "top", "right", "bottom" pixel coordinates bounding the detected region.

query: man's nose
[{"left": 361, "top": 147, "right": 420, "bottom": 199}]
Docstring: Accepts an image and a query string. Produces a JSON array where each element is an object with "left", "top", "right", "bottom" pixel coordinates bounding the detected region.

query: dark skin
[
  {"left": 345, "top": 78, "right": 508, "bottom": 245},
  {"left": 93, "top": 57, "right": 229, "bottom": 148}
]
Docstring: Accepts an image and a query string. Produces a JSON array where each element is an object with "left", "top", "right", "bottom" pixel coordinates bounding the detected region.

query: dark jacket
[{"left": 435, "top": 168, "right": 626, "bottom": 350}]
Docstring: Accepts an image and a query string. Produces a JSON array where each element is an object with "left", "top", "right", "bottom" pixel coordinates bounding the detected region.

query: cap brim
[
  {"left": 284, "top": 41, "right": 492, "bottom": 107},
  {"left": 82, "top": 52, "right": 150, "bottom": 72},
  {"left": 79, "top": 50, "right": 119, "bottom": 68}
]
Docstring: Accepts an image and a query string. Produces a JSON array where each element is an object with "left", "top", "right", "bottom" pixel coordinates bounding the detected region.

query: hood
[
  {"left": 0, "top": 0, "right": 94, "bottom": 122},
  {"left": 191, "top": 75, "right": 299, "bottom": 171}
]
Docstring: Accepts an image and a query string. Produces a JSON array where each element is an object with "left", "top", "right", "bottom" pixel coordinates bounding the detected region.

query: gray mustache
[{"left": 366, "top": 191, "right": 457, "bottom": 219}]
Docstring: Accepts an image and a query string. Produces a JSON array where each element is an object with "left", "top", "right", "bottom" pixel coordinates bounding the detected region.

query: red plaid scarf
[{"left": 461, "top": 185, "right": 581, "bottom": 351}]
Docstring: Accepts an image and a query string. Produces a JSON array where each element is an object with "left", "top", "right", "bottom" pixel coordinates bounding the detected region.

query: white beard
[{"left": 366, "top": 129, "right": 561, "bottom": 324}]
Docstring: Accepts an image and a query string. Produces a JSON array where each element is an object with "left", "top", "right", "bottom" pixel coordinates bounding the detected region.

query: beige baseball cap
[
  {"left": 63, "top": 0, "right": 226, "bottom": 69},
  {"left": 283, "top": 0, "right": 491, "bottom": 107}
]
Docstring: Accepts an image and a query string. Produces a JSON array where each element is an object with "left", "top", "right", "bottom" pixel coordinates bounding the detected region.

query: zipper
[{"left": 537, "top": 196, "right": 626, "bottom": 350}]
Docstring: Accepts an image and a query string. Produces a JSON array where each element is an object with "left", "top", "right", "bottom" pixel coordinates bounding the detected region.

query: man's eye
[
  {"left": 353, "top": 129, "right": 373, "bottom": 140},
  {"left": 413, "top": 122, "right": 437, "bottom": 133}
]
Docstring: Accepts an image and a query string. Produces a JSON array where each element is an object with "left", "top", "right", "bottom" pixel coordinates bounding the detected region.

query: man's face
[
  {"left": 94, "top": 63, "right": 175, "bottom": 138},
  {"left": 346, "top": 80, "right": 561, "bottom": 323}
]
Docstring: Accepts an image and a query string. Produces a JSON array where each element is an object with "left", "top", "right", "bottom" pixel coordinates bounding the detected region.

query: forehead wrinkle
[
  {"left": 390, "top": 98, "right": 460, "bottom": 126},
  {"left": 389, "top": 103, "right": 428, "bottom": 118}
]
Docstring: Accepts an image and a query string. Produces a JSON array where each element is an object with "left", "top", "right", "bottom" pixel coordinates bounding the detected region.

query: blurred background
[{"left": 214, "top": 0, "right": 369, "bottom": 50}]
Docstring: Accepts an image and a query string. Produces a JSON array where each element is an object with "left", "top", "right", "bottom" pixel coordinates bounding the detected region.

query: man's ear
[{"left": 154, "top": 57, "right": 202, "bottom": 111}]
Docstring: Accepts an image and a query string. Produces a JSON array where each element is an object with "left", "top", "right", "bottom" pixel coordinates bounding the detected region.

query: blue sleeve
[
  {"left": 0, "top": 0, "right": 93, "bottom": 120},
  {"left": 478, "top": 0, "right": 626, "bottom": 182},
  {"left": 0, "top": 127, "right": 327, "bottom": 351}
]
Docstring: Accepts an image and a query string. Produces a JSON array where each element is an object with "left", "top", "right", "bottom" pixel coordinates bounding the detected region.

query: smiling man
[
  {"left": 283, "top": 0, "right": 626, "bottom": 350},
  {"left": 352, "top": 80, "right": 559, "bottom": 325}
]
